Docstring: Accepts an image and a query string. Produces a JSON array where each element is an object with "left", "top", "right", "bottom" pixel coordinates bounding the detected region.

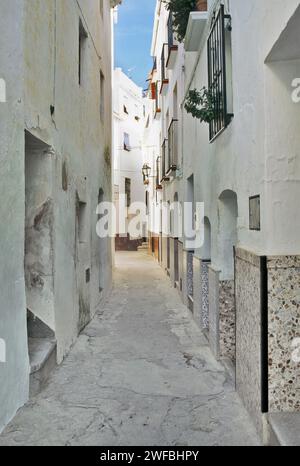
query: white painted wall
[
  {"left": 0, "top": 0, "right": 117, "bottom": 432},
  {"left": 182, "top": 0, "right": 300, "bottom": 279},
  {"left": 0, "top": 0, "right": 29, "bottom": 434}
]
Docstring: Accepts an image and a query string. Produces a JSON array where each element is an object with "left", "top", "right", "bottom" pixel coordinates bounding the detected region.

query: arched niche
[{"left": 217, "top": 190, "right": 238, "bottom": 280}]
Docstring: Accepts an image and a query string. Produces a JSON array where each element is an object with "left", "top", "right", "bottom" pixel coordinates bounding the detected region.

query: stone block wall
[
  {"left": 219, "top": 280, "right": 235, "bottom": 361},
  {"left": 208, "top": 266, "right": 236, "bottom": 361},
  {"left": 201, "top": 261, "right": 210, "bottom": 331},
  {"left": 178, "top": 241, "right": 184, "bottom": 295},
  {"left": 267, "top": 256, "right": 300, "bottom": 412},
  {"left": 193, "top": 257, "right": 210, "bottom": 331},
  {"left": 235, "top": 248, "right": 263, "bottom": 435},
  {"left": 187, "top": 251, "right": 194, "bottom": 312},
  {"left": 208, "top": 266, "right": 220, "bottom": 358}
]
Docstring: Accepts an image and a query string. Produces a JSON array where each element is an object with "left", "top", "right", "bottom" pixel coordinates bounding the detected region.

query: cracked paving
[{"left": 0, "top": 252, "right": 261, "bottom": 446}]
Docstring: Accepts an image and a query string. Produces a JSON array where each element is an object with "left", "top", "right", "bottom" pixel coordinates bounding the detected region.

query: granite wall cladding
[
  {"left": 235, "top": 248, "right": 263, "bottom": 436},
  {"left": 208, "top": 266, "right": 220, "bottom": 358},
  {"left": 193, "top": 256, "right": 202, "bottom": 327},
  {"left": 187, "top": 251, "right": 194, "bottom": 298},
  {"left": 178, "top": 241, "right": 183, "bottom": 294},
  {"left": 201, "top": 261, "right": 210, "bottom": 330},
  {"left": 193, "top": 258, "right": 210, "bottom": 331},
  {"left": 169, "top": 237, "right": 175, "bottom": 285},
  {"left": 219, "top": 280, "right": 235, "bottom": 361},
  {"left": 267, "top": 256, "right": 300, "bottom": 412},
  {"left": 187, "top": 252, "right": 194, "bottom": 312}
]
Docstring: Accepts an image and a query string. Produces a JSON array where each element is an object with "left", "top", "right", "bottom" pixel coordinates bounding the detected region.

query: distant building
[{"left": 113, "top": 68, "right": 146, "bottom": 250}]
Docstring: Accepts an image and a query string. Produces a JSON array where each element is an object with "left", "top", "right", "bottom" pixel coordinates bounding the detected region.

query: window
[
  {"left": 77, "top": 200, "right": 88, "bottom": 243},
  {"left": 125, "top": 178, "right": 131, "bottom": 208},
  {"left": 79, "top": 19, "right": 88, "bottom": 85},
  {"left": 100, "top": 71, "right": 105, "bottom": 122},
  {"left": 123, "top": 133, "right": 131, "bottom": 151},
  {"left": 249, "top": 196, "right": 261, "bottom": 231},
  {"left": 207, "top": 5, "right": 233, "bottom": 141}
]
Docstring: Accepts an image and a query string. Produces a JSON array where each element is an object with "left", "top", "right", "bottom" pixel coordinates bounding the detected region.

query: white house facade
[
  {"left": 113, "top": 68, "right": 146, "bottom": 249},
  {"left": 147, "top": 0, "right": 300, "bottom": 441}
]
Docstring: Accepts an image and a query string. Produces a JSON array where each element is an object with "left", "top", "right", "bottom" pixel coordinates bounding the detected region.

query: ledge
[
  {"left": 268, "top": 413, "right": 300, "bottom": 446},
  {"left": 160, "top": 79, "right": 169, "bottom": 96},
  {"left": 184, "top": 11, "right": 208, "bottom": 52},
  {"left": 166, "top": 45, "right": 178, "bottom": 69}
]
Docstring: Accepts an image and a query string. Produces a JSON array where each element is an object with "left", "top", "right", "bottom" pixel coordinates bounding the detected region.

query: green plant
[
  {"left": 164, "top": 0, "right": 197, "bottom": 43},
  {"left": 184, "top": 87, "right": 215, "bottom": 123}
]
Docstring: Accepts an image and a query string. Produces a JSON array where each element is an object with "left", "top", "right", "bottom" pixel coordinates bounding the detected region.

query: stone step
[
  {"left": 268, "top": 413, "right": 300, "bottom": 446},
  {"left": 28, "top": 337, "right": 57, "bottom": 397},
  {"left": 137, "top": 242, "right": 149, "bottom": 251}
]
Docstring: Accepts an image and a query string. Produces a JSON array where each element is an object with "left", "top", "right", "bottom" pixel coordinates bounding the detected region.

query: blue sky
[{"left": 115, "top": 0, "right": 157, "bottom": 89}]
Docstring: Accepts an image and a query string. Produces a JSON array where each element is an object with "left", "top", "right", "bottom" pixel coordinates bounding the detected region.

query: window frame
[
  {"left": 123, "top": 132, "right": 131, "bottom": 152},
  {"left": 207, "top": 5, "right": 233, "bottom": 142}
]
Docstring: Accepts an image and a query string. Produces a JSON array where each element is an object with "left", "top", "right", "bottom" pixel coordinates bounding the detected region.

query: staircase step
[
  {"left": 268, "top": 413, "right": 300, "bottom": 446},
  {"left": 28, "top": 338, "right": 57, "bottom": 397}
]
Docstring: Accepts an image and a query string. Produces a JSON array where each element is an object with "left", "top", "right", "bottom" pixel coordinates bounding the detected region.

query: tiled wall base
[
  {"left": 161, "top": 236, "right": 168, "bottom": 272},
  {"left": 178, "top": 241, "right": 184, "bottom": 295},
  {"left": 193, "top": 257, "right": 210, "bottom": 330},
  {"left": 235, "top": 248, "right": 263, "bottom": 436},
  {"left": 193, "top": 256, "right": 202, "bottom": 327},
  {"left": 169, "top": 237, "right": 175, "bottom": 285},
  {"left": 208, "top": 267, "right": 236, "bottom": 361},
  {"left": 267, "top": 256, "right": 300, "bottom": 412},
  {"left": 219, "top": 280, "right": 235, "bottom": 361},
  {"left": 208, "top": 266, "right": 220, "bottom": 358},
  {"left": 187, "top": 251, "right": 194, "bottom": 312},
  {"left": 235, "top": 249, "right": 300, "bottom": 435},
  {"left": 201, "top": 261, "right": 210, "bottom": 330}
]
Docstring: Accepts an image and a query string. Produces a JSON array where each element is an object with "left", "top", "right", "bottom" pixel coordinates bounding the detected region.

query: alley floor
[{"left": 0, "top": 252, "right": 260, "bottom": 446}]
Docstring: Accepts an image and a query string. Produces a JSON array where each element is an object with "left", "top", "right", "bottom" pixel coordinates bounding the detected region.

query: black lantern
[{"left": 142, "top": 163, "right": 151, "bottom": 184}]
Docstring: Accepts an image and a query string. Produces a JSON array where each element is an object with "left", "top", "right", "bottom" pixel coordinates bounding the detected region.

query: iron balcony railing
[
  {"left": 154, "top": 81, "right": 161, "bottom": 115},
  {"left": 167, "top": 119, "right": 179, "bottom": 173},
  {"left": 160, "top": 139, "right": 169, "bottom": 182},
  {"left": 156, "top": 156, "right": 162, "bottom": 189},
  {"left": 207, "top": 4, "right": 233, "bottom": 141}
]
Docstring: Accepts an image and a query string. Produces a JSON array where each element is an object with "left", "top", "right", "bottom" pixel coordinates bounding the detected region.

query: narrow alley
[{"left": 0, "top": 252, "right": 260, "bottom": 446}]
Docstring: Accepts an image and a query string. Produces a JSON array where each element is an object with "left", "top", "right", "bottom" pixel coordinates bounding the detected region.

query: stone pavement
[{"left": 0, "top": 252, "right": 260, "bottom": 446}]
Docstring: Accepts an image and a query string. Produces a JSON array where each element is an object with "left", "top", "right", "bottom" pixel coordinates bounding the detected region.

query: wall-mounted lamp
[{"left": 142, "top": 163, "right": 151, "bottom": 185}]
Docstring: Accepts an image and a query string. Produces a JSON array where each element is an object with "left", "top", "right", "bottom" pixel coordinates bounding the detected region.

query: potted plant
[{"left": 164, "top": 0, "right": 208, "bottom": 42}]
